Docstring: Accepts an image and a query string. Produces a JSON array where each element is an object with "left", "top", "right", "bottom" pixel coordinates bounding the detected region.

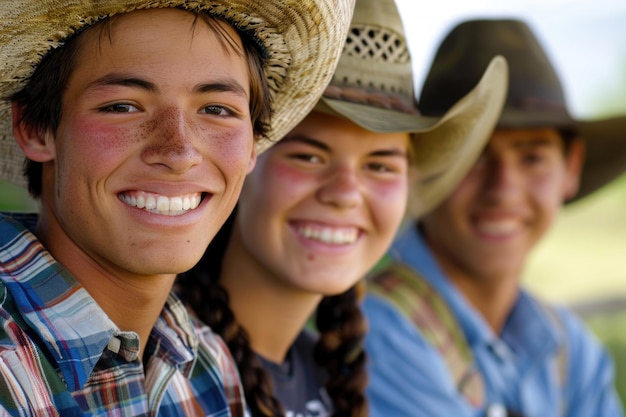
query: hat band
[{"left": 323, "top": 84, "right": 420, "bottom": 115}]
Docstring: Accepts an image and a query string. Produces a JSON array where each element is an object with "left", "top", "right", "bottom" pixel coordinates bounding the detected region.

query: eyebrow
[
  {"left": 86, "top": 73, "right": 248, "bottom": 98},
  {"left": 282, "top": 136, "right": 332, "bottom": 152},
  {"left": 512, "top": 137, "right": 558, "bottom": 149},
  {"left": 282, "top": 135, "right": 408, "bottom": 158}
]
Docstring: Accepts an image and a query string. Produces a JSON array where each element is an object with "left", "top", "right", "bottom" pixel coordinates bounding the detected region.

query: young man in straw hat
[
  {"left": 365, "top": 18, "right": 626, "bottom": 417},
  {"left": 0, "top": 1, "right": 355, "bottom": 415}
]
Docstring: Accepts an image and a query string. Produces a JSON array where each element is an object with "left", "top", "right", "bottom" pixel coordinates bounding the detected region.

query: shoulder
[
  {"left": 192, "top": 319, "right": 248, "bottom": 416},
  {"left": 0, "top": 296, "right": 69, "bottom": 413},
  {"left": 534, "top": 298, "right": 616, "bottom": 384},
  {"left": 539, "top": 300, "right": 604, "bottom": 352}
]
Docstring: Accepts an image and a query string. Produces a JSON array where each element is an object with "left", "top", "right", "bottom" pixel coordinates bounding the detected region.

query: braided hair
[{"left": 177, "top": 210, "right": 368, "bottom": 417}]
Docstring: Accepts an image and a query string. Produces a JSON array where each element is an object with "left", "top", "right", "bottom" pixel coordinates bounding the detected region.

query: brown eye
[
  {"left": 201, "top": 105, "right": 232, "bottom": 117},
  {"left": 101, "top": 103, "right": 138, "bottom": 113}
]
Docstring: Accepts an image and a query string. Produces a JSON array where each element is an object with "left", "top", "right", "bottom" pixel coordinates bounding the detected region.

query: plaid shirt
[{"left": 0, "top": 214, "right": 247, "bottom": 416}]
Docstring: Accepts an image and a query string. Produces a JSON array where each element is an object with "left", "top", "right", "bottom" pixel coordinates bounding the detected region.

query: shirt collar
[{"left": 391, "top": 222, "right": 562, "bottom": 359}]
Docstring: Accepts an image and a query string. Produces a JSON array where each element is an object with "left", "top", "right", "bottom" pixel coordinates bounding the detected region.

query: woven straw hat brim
[
  {"left": 409, "top": 56, "right": 508, "bottom": 216},
  {"left": 315, "top": 99, "right": 441, "bottom": 132},
  {"left": 0, "top": 0, "right": 355, "bottom": 188},
  {"left": 315, "top": 56, "right": 508, "bottom": 217}
]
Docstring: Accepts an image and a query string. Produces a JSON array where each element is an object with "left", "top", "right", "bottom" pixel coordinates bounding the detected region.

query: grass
[
  {"left": 0, "top": 180, "right": 38, "bottom": 212},
  {"left": 523, "top": 173, "right": 626, "bottom": 304}
]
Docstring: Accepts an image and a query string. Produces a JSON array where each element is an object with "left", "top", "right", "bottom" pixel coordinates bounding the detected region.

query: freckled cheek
[
  {"left": 200, "top": 125, "right": 255, "bottom": 173},
  {"left": 66, "top": 119, "right": 142, "bottom": 169}
]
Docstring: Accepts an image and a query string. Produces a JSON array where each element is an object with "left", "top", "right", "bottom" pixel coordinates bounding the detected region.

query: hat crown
[
  {"left": 420, "top": 19, "right": 573, "bottom": 127},
  {"left": 324, "top": 0, "right": 416, "bottom": 112}
]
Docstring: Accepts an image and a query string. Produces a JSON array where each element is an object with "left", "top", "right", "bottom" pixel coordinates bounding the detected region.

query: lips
[{"left": 119, "top": 191, "right": 202, "bottom": 216}]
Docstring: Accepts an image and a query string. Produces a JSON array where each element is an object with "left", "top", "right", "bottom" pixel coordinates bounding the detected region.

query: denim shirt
[{"left": 364, "top": 223, "right": 623, "bottom": 417}]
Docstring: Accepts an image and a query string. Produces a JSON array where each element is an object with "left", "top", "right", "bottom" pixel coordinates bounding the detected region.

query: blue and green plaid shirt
[{"left": 0, "top": 214, "right": 247, "bottom": 416}]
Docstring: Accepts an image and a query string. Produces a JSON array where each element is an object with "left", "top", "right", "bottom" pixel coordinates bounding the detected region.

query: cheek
[
  {"left": 251, "top": 159, "right": 318, "bottom": 201},
  {"left": 201, "top": 124, "right": 255, "bottom": 175},
  {"left": 530, "top": 177, "right": 565, "bottom": 222},
  {"left": 62, "top": 118, "right": 140, "bottom": 169},
  {"left": 371, "top": 180, "right": 408, "bottom": 229}
]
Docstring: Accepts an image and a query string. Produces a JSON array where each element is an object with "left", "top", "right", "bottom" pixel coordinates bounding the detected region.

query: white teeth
[
  {"left": 297, "top": 225, "right": 358, "bottom": 245},
  {"left": 476, "top": 220, "right": 518, "bottom": 236},
  {"left": 170, "top": 196, "right": 183, "bottom": 211},
  {"left": 145, "top": 196, "right": 156, "bottom": 210},
  {"left": 120, "top": 193, "right": 202, "bottom": 216}
]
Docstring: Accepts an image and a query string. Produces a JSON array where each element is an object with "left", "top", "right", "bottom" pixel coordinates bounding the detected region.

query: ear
[
  {"left": 246, "top": 143, "right": 257, "bottom": 174},
  {"left": 563, "top": 138, "right": 586, "bottom": 200},
  {"left": 12, "top": 102, "right": 55, "bottom": 163}
]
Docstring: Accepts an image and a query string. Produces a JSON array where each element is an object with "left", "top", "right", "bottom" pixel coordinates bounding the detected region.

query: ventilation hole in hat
[{"left": 343, "top": 25, "right": 409, "bottom": 64}]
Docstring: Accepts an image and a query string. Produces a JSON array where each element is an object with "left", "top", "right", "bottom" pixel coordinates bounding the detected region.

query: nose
[
  {"left": 316, "top": 165, "right": 363, "bottom": 209},
  {"left": 142, "top": 107, "right": 202, "bottom": 173},
  {"left": 484, "top": 157, "right": 523, "bottom": 203}
]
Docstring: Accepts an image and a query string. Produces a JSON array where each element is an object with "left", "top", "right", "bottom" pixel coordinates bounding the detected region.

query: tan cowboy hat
[
  {"left": 312, "top": 0, "right": 509, "bottom": 216},
  {"left": 0, "top": 0, "right": 355, "bottom": 189},
  {"left": 418, "top": 18, "right": 626, "bottom": 202}
]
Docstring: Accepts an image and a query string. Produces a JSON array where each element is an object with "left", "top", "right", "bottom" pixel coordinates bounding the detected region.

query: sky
[{"left": 395, "top": 0, "right": 626, "bottom": 118}]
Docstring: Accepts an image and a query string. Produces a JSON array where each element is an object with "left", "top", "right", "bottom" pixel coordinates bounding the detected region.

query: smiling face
[
  {"left": 231, "top": 111, "right": 411, "bottom": 296},
  {"left": 17, "top": 8, "right": 256, "bottom": 280},
  {"left": 421, "top": 127, "right": 584, "bottom": 283}
]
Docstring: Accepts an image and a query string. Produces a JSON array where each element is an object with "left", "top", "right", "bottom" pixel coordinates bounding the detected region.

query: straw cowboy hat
[
  {"left": 312, "top": 0, "right": 509, "bottom": 216},
  {"left": 0, "top": 0, "right": 355, "bottom": 189},
  {"left": 419, "top": 18, "right": 626, "bottom": 202}
]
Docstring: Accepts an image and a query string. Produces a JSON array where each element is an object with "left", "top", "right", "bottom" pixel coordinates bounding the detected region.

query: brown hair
[
  {"left": 8, "top": 10, "right": 270, "bottom": 198},
  {"left": 177, "top": 210, "right": 368, "bottom": 417}
]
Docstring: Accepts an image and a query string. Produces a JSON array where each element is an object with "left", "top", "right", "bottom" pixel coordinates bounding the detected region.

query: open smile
[
  {"left": 119, "top": 191, "right": 203, "bottom": 216},
  {"left": 294, "top": 222, "right": 359, "bottom": 245}
]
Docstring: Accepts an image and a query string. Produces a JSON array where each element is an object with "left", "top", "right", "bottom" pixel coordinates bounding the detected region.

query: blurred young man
[{"left": 365, "top": 18, "right": 626, "bottom": 417}]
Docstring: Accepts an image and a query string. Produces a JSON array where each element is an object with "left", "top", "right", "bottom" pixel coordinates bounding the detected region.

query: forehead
[
  {"left": 285, "top": 111, "right": 411, "bottom": 151},
  {"left": 75, "top": 8, "right": 244, "bottom": 66},
  {"left": 488, "top": 127, "right": 565, "bottom": 152},
  {"left": 63, "top": 8, "right": 249, "bottom": 92}
]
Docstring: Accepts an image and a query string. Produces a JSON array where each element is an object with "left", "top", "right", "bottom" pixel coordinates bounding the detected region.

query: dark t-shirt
[{"left": 257, "top": 330, "right": 332, "bottom": 417}]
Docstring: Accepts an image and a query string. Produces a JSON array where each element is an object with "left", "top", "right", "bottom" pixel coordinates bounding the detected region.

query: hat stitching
[{"left": 323, "top": 84, "right": 418, "bottom": 114}]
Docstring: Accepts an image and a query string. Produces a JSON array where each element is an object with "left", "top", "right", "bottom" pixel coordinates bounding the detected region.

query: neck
[
  {"left": 220, "top": 229, "right": 322, "bottom": 364},
  {"left": 449, "top": 273, "right": 519, "bottom": 333},
  {"left": 36, "top": 213, "right": 174, "bottom": 358},
  {"left": 431, "top": 250, "right": 520, "bottom": 334}
]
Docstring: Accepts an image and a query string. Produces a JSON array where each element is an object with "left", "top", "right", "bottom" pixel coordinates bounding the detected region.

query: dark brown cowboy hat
[{"left": 418, "top": 18, "right": 626, "bottom": 202}]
